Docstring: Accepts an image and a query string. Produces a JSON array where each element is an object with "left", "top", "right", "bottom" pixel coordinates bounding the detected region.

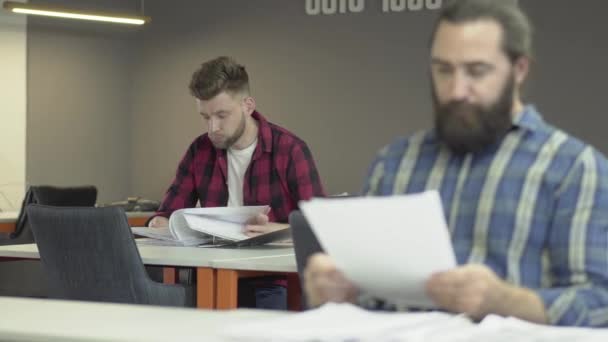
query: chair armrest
[{"left": 148, "top": 281, "right": 195, "bottom": 308}]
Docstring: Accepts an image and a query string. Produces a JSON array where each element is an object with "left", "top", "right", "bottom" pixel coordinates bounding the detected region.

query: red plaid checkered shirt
[{"left": 154, "top": 111, "right": 326, "bottom": 222}]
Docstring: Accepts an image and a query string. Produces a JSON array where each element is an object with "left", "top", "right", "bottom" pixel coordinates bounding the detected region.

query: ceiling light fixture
[{"left": 2, "top": 0, "right": 150, "bottom": 25}]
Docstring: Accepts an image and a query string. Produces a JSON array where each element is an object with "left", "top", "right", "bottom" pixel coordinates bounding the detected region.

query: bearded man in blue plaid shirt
[{"left": 303, "top": 0, "right": 608, "bottom": 327}]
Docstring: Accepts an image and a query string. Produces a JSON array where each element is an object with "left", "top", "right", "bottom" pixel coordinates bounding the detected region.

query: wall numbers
[
  {"left": 305, "top": 0, "right": 442, "bottom": 15},
  {"left": 382, "top": 0, "right": 442, "bottom": 12},
  {"left": 306, "top": 0, "right": 365, "bottom": 15}
]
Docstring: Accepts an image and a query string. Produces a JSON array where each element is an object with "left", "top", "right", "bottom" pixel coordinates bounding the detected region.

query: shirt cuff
[{"left": 534, "top": 287, "right": 597, "bottom": 326}]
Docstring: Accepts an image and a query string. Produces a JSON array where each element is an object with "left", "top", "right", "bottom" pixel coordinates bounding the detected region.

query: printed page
[
  {"left": 300, "top": 190, "right": 457, "bottom": 308},
  {"left": 131, "top": 227, "right": 210, "bottom": 246},
  {"left": 467, "top": 315, "right": 608, "bottom": 342},
  {"left": 172, "top": 206, "right": 269, "bottom": 241},
  {"left": 224, "top": 302, "right": 467, "bottom": 341},
  {"left": 131, "top": 227, "right": 173, "bottom": 240},
  {"left": 168, "top": 209, "right": 211, "bottom": 241},
  {"left": 181, "top": 205, "right": 269, "bottom": 223},
  {"left": 225, "top": 303, "right": 607, "bottom": 342},
  {"left": 182, "top": 214, "right": 249, "bottom": 241}
]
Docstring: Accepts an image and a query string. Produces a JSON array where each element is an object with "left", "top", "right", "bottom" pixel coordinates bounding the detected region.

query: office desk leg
[
  {"left": 127, "top": 217, "right": 150, "bottom": 227},
  {"left": 216, "top": 269, "right": 239, "bottom": 310},
  {"left": 162, "top": 267, "right": 178, "bottom": 284},
  {"left": 215, "top": 270, "right": 300, "bottom": 310},
  {"left": 0, "top": 222, "right": 15, "bottom": 234},
  {"left": 197, "top": 267, "right": 216, "bottom": 309}
]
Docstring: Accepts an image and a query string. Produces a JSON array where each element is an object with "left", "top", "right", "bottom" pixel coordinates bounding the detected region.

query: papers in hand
[
  {"left": 299, "top": 190, "right": 456, "bottom": 308},
  {"left": 132, "top": 206, "right": 269, "bottom": 247}
]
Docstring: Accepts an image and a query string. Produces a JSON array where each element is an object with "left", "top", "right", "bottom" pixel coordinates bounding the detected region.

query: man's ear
[
  {"left": 242, "top": 96, "right": 256, "bottom": 116},
  {"left": 513, "top": 56, "right": 530, "bottom": 86}
]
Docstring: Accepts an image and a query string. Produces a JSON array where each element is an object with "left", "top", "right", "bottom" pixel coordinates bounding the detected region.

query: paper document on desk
[
  {"left": 130, "top": 206, "right": 269, "bottom": 246},
  {"left": 131, "top": 228, "right": 210, "bottom": 246},
  {"left": 224, "top": 302, "right": 470, "bottom": 341},
  {"left": 300, "top": 190, "right": 456, "bottom": 308},
  {"left": 224, "top": 303, "right": 608, "bottom": 342},
  {"left": 173, "top": 206, "right": 269, "bottom": 241},
  {"left": 466, "top": 315, "right": 608, "bottom": 342}
]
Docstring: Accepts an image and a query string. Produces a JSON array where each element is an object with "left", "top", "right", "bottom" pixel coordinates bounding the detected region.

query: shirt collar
[
  {"left": 512, "top": 104, "right": 544, "bottom": 132},
  {"left": 252, "top": 110, "right": 273, "bottom": 153}
]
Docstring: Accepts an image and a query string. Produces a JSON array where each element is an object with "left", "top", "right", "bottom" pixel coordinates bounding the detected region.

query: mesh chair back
[{"left": 26, "top": 205, "right": 192, "bottom": 307}]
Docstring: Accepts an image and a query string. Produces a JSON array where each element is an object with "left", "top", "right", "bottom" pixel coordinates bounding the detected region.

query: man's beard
[
  {"left": 211, "top": 111, "right": 246, "bottom": 149},
  {"left": 433, "top": 73, "right": 515, "bottom": 155}
]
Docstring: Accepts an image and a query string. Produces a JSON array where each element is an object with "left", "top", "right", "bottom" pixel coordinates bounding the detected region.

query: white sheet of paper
[
  {"left": 225, "top": 303, "right": 608, "bottom": 342},
  {"left": 300, "top": 190, "right": 457, "bottom": 308},
  {"left": 469, "top": 315, "right": 608, "bottom": 342},
  {"left": 134, "top": 237, "right": 189, "bottom": 247},
  {"left": 223, "top": 302, "right": 466, "bottom": 341},
  {"left": 180, "top": 205, "right": 269, "bottom": 223},
  {"left": 182, "top": 214, "right": 249, "bottom": 241},
  {"left": 131, "top": 227, "right": 210, "bottom": 246},
  {"left": 168, "top": 205, "right": 269, "bottom": 242}
]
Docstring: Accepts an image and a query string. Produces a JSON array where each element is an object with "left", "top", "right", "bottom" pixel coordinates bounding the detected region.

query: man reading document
[
  {"left": 304, "top": 0, "right": 608, "bottom": 327},
  {"left": 149, "top": 56, "right": 325, "bottom": 309}
]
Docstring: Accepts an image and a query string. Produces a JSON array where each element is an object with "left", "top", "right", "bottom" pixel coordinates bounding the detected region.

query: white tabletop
[
  {"left": 125, "top": 211, "right": 155, "bottom": 218},
  {"left": 0, "top": 296, "right": 288, "bottom": 342},
  {"left": 0, "top": 243, "right": 295, "bottom": 270},
  {"left": 0, "top": 211, "right": 152, "bottom": 223},
  {"left": 0, "top": 211, "right": 18, "bottom": 223},
  {"left": 211, "top": 254, "right": 297, "bottom": 273}
]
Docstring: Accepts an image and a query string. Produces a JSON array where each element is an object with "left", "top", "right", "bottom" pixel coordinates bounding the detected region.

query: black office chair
[
  {"left": 0, "top": 185, "right": 98, "bottom": 297},
  {"left": 289, "top": 210, "right": 325, "bottom": 309},
  {"left": 0, "top": 185, "right": 98, "bottom": 245},
  {"left": 26, "top": 204, "right": 194, "bottom": 307}
]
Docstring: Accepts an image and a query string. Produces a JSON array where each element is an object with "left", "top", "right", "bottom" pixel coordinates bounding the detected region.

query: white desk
[
  {"left": 0, "top": 242, "right": 293, "bottom": 268},
  {"left": 0, "top": 296, "right": 288, "bottom": 342},
  {"left": 0, "top": 212, "right": 20, "bottom": 232},
  {"left": 0, "top": 211, "right": 19, "bottom": 223},
  {"left": 0, "top": 210, "right": 152, "bottom": 221},
  {"left": 212, "top": 254, "right": 297, "bottom": 273},
  {"left": 0, "top": 211, "right": 153, "bottom": 232},
  {"left": 0, "top": 243, "right": 299, "bottom": 310}
]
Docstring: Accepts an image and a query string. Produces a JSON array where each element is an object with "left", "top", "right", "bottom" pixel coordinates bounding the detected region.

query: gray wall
[
  {"left": 522, "top": 1, "right": 608, "bottom": 148},
  {"left": 26, "top": 4, "right": 139, "bottom": 204},
  {"left": 130, "top": 0, "right": 439, "bottom": 199},
  {"left": 25, "top": 0, "right": 608, "bottom": 202}
]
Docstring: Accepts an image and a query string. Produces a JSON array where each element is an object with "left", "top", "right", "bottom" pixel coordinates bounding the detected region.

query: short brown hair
[
  {"left": 189, "top": 56, "right": 250, "bottom": 100},
  {"left": 432, "top": 0, "right": 533, "bottom": 63}
]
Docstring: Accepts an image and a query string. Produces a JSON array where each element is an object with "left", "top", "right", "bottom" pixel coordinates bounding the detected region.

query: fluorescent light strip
[
  {"left": 3, "top": 1, "right": 150, "bottom": 26},
  {"left": 11, "top": 8, "right": 145, "bottom": 25}
]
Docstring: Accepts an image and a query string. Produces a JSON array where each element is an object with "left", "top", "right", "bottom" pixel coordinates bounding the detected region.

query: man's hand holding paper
[
  {"left": 243, "top": 208, "right": 289, "bottom": 237},
  {"left": 300, "top": 190, "right": 457, "bottom": 308}
]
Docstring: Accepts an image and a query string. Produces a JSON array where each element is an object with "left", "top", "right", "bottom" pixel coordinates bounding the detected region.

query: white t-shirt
[{"left": 227, "top": 139, "right": 257, "bottom": 207}]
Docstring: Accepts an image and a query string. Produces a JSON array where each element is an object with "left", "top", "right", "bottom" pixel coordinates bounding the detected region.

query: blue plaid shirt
[{"left": 362, "top": 105, "right": 608, "bottom": 327}]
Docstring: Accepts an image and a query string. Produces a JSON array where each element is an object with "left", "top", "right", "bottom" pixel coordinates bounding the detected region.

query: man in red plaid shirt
[{"left": 148, "top": 56, "right": 326, "bottom": 309}]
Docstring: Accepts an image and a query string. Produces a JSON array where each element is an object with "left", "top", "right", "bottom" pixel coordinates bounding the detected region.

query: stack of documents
[
  {"left": 132, "top": 206, "right": 269, "bottom": 246},
  {"left": 300, "top": 190, "right": 456, "bottom": 308},
  {"left": 224, "top": 303, "right": 608, "bottom": 341}
]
